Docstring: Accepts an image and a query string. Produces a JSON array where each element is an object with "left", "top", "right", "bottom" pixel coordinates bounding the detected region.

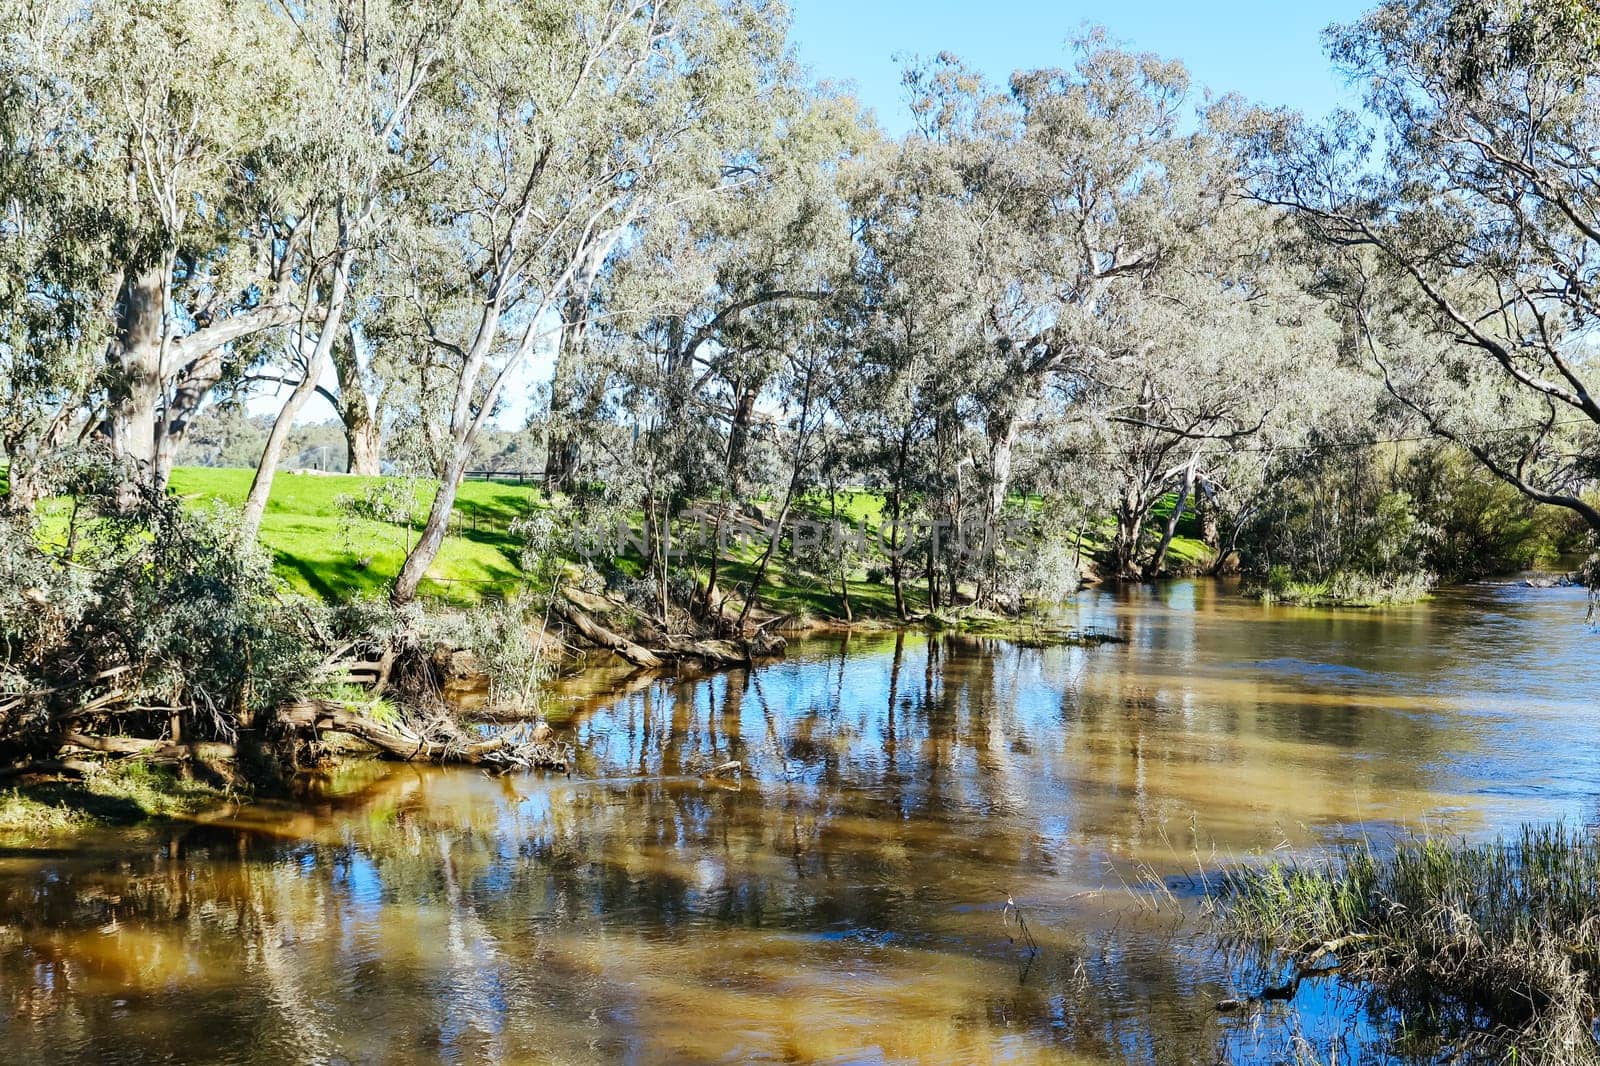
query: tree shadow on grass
[
  {"left": 272, "top": 549, "right": 346, "bottom": 600},
  {"left": 453, "top": 482, "right": 541, "bottom": 530},
  {"left": 15, "top": 780, "right": 146, "bottom": 826}
]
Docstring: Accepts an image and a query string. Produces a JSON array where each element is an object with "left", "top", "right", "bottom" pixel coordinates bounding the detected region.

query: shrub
[
  {"left": 0, "top": 461, "right": 321, "bottom": 760},
  {"left": 1250, "top": 568, "right": 1433, "bottom": 607},
  {"left": 420, "top": 595, "right": 552, "bottom": 711},
  {"left": 990, "top": 511, "right": 1084, "bottom": 611}
]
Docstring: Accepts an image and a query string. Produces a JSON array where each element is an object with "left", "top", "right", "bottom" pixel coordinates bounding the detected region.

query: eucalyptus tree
[
  {"left": 388, "top": 0, "right": 790, "bottom": 604},
  {"left": 894, "top": 40, "right": 1248, "bottom": 600},
  {"left": 330, "top": 323, "right": 387, "bottom": 475},
  {"left": 0, "top": 0, "right": 106, "bottom": 509},
  {"left": 1254, "top": 0, "right": 1600, "bottom": 536},
  {"left": 732, "top": 301, "right": 855, "bottom": 626},
  {"left": 236, "top": 0, "right": 456, "bottom": 541},
  {"left": 504, "top": 75, "right": 864, "bottom": 626},
  {"left": 840, "top": 136, "right": 980, "bottom": 614},
  {"left": 546, "top": 84, "right": 865, "bottom": 505},
  {"left": 1088, "top": 206, "right": 1339, "bottom": 578},
  {"left": 0, "top": 0, "right": 341, "bottom": 499}
]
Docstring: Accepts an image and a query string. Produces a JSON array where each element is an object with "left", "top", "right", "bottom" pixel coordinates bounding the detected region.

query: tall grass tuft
[
  {"left": 1251, "top": 567, "right": 1435, "bottom": 607},
  {"left": 1211, "top": 826, "right": 1600, "bottom": 1063}
]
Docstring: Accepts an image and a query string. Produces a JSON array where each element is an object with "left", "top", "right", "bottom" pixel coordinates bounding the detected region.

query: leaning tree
[{"left": 1254, "top": 0, "right": 1600, "bottom": 538}]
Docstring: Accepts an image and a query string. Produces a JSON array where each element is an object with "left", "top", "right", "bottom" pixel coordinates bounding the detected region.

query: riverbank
[
  {"left": 162, "top": 465, "right": 1213, "bottom": 617},
  {"left": 3, "top": 571, "right": 1583, "bottom": 847}
]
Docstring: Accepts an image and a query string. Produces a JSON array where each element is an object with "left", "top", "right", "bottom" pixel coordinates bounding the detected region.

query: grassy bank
[
  {"left": 1211, "top": 826, "right": 1600, "bottom": 1062},
  {"left": 168, "top": 467, "right": 536, "bottom": 603},
  {"left": 164, "top": 467, "right": 1216, "bottom": 617},
  {"left": 0, "top": 761, "right": 236, "bottom": 836}
]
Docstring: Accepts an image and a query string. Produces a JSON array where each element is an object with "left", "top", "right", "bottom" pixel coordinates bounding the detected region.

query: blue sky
[{"left": 788, "top": 0, "right": 1371, "bottom": 131}]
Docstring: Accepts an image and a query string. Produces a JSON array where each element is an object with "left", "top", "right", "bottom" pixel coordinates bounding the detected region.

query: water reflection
[{"left": 0, "top": 581, "right": 1594, "bottom": 1064}]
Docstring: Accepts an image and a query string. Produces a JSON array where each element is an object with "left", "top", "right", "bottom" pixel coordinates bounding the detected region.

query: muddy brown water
[{"left": 0, "top": 580, "right": 1594, "bottom": 1064}]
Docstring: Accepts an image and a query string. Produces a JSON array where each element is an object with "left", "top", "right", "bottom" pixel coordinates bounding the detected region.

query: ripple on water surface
[{"left": 0, "top": 580, "right": 1594, "bottom": 1063}]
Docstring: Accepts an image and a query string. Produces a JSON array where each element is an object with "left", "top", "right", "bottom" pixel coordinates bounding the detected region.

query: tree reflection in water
[{"left": 0, "top": 581, "right": 1594, "bottom": 1064}]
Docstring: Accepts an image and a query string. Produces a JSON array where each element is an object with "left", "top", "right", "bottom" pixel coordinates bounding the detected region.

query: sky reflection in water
[{"left": 0, "top": 580, "right": 1594, "bottom": 1064}]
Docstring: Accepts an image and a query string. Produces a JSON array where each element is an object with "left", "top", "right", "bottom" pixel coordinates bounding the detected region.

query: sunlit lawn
[{"left": 102, "top": 468, "right": 1214, "bottom": 613}]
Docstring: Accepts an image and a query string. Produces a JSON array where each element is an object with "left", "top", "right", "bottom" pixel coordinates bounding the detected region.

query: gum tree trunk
[
  {"left": 241, "top": 252, "right": 353, "bottom": 543},
  {"left": 334, "top": 325, "right": 382, "bottom": 476},
  {"left": 1149, "top": 452, "right": 1199, "bottom": 577},
  {"left": 103, "top": 264, "right": 169, "bottom": 494},
  {"left": 392, "top": 445, "right": 469, "bottom": 603}
]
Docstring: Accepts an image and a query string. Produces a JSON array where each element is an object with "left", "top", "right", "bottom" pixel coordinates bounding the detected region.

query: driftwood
[
  {"left": 278, "top": 699, "right": 565, "bottom": 770},
  {"left": 60, "top": 731, "right": 237, "bottom": 764},
  {"left": 554, "top": 597, "right": 663, "bottom": 668}
]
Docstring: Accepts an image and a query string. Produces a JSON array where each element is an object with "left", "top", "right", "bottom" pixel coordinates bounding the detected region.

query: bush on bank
[
  {"left": 0, "top": 456, "right": 560, "bottom": 782},
  {"left": 0, "top": 459, "right": 321, "bottom": 765}
]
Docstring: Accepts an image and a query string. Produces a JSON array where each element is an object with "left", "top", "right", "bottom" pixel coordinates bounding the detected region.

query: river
[{"left": 0, "top": 580, "right": 1594, "bottom": 1063}]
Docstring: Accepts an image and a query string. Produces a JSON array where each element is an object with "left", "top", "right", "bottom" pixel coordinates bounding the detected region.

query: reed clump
[
  {"left": 1251, "top": 567, "right": 1435, "bottom": 607},
  {"left": 1211, "top": 826, "right": 1600, "bottom": 1063}
]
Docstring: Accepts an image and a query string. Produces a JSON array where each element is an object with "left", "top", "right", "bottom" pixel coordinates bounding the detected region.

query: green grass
[
  {"left": 169, "top": 468, "right": 540, "bottom": 603},
  {"left": 0, "top": 760, "right": 234, "bottom": 836},
  {"left": 21, "top": 464, "right": 1219, "bottom": 615},
  {"left": 313, "top": 681, "right": 401, "bottom": 726},
  {"left": 95, "top": 469, "right": 1219, "bottom": 617}
]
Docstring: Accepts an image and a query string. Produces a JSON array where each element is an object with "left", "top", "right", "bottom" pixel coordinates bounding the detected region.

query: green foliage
[
  {"left": 1399, "top": 448, "right": 1588, "bottom": 577},
  {"left": 992, "top": 513, "right": 1084, "bottom": 610},
  {"left": 313, "top": 682, "right": 400, "bottom": 727},
  {"left": 1240, "top": 441, "right": 1580, "bottom": 596},
  {"left": 0, "top": 457, "right": 321, "bottom": 758}
]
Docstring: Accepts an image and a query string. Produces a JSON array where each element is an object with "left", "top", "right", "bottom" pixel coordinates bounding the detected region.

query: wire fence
[{"left": 463, "top": 469, "right": 544, "bottom": 483}]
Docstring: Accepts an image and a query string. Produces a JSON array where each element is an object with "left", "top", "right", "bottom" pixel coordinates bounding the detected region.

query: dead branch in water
[{"left": 278, "top": 699, "right": 568, "bottom": 771}]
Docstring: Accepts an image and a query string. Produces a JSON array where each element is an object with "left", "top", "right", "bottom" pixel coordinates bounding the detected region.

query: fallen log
[
  {"left": 657, "top": 636, "right": 749, "bottom": 667},
  {"left": 555, "top": 596, "right": 663, "bottom": 668},
  {"left": 0, "top": 758, "right": 98, "bottom": 781},
  {"left": 279, "top": 700, "right": 462, "bottom": 761},
  {"left": 278, "top": 700, "right": 563, "bottom": 769},
  {"left": 60, "top": 731, "right": 237, "bottom": 765}
]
